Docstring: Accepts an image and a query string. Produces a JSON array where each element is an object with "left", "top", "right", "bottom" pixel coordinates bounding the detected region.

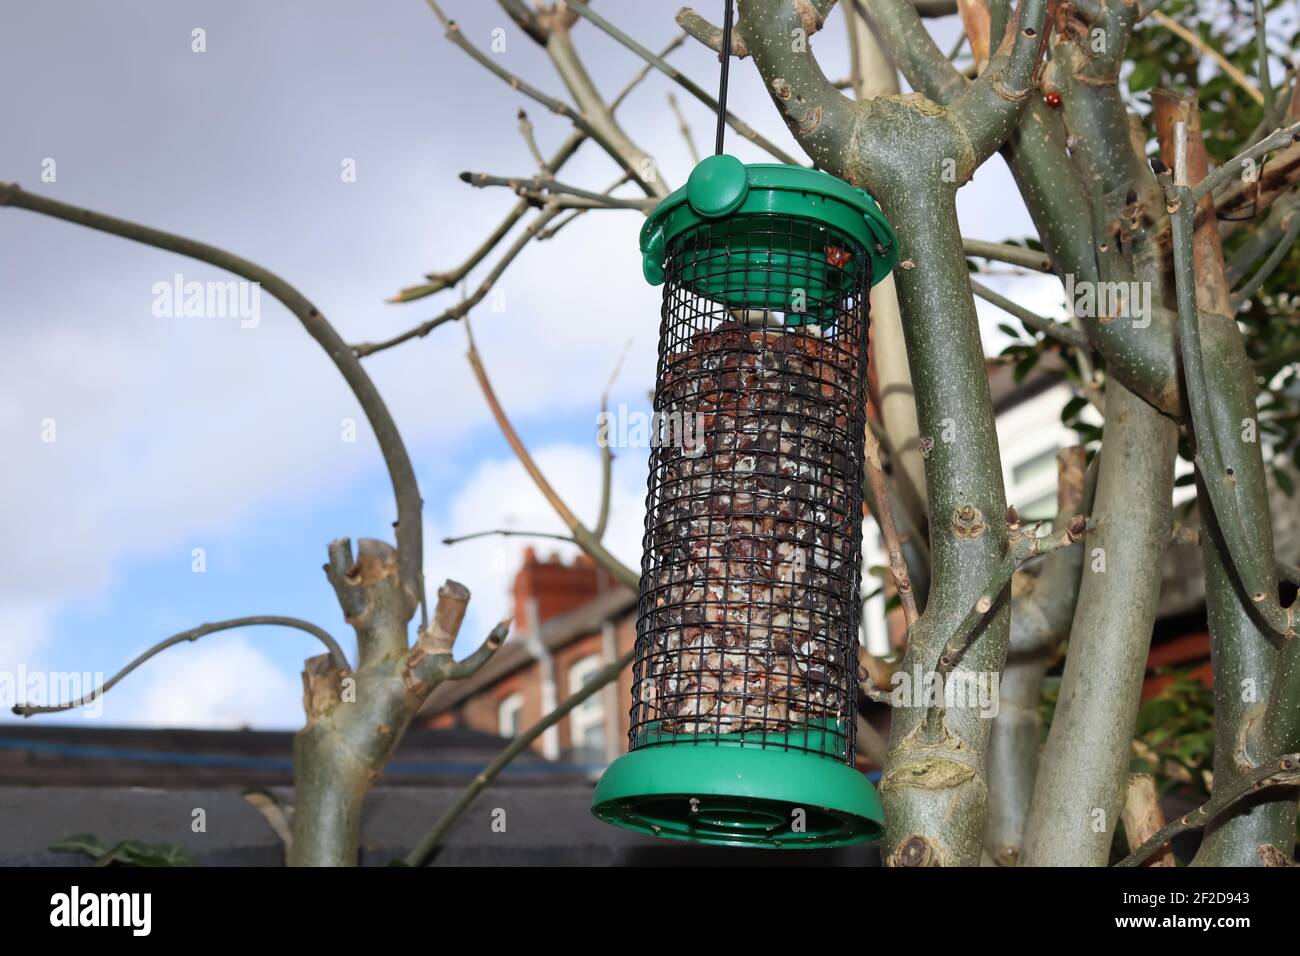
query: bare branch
[
  {"left": 1120, "top": 773, "right": 1175, "bottom": 866},
  {"left": 1192, "top": 120, "right": 1300, "bottom": 203},
  {"left": 676, "top": 6, "right": 750, "bottom": 57},
  {"left": 353, "top": 204, "right": 563, "bottom": 357},
  {"left": 442, "top": 529, "right": 574, "bottom": 546},
  {"left": 1161, "top": 170, "right": 1294, "bottom": 639},
  {"left": 403, "top": 646, "right": 636, "bottom": 866},
  {"left": 865, "top": 422, "right": 920, "bottom": 627},
  {"left": 953, "top": 0, "right": 1050, "bottom": 162},
  {"left": 933, "top": 515, "right": 1090, "bottom": 679},
  {"left": 543, "top": 19, "right": 669, "bottom": 198},
  {"left": 667, "top": 93, "right": 701, "bottom": 164},
  {"left": 422, "top": 0, "right": 654, "bottom": 193},
  {"left": 0, "top": 182, "right": 426, "bottom": 614},
  {"left": 446, "top": 618, "right": 511, "bottom": 680},
  {"left": 565, "top": 0, "right": 803, "bottom": 166},
  {"left": 1231, "top": 203, "right": 1300, "bottom": 310},
  {"left": 1253, "top": 0, "right": 1275, "bottom": 114},
  {"left": 516, "top": 108, "right": 552, "bottom": 176},
  {"left": 1116, "top": 754, "right": 1300, "bottom": 867},
  {"left": 12, "top": 616, "right": 349, "bottom": 716},
  {"left": 595, "top": 341, "right": 632, "bottom": 542},
  {"left": 859, "top": 0, "right": 968, "bottom": 103},
  {"left": 458, "top": 171, "right": 655, "bottom": 210},
  {"left": 1149, "top": 9, "right": 1264, "bottom": 106},
  {"left": 537, "top": 172, "right": 635, "bottom": 239},
  {"left": 962, "top": 238, "right": 1053, "bottom": 271},
  {"left": 970, "top": 279, "right": 1091, "bottom": 349},
  {"left": 465, "top": 321, "right": 640, "bottom": 591},
  {"left": 389, "top": 130, "right": 587, "bottom": 304}
]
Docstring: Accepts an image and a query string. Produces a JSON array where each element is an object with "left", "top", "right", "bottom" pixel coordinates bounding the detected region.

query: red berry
[
  {"left": 1044, "top": 91, "right": 1063, "bottom": 109},
  {"left": 825, "top": 245, "right": 853, "bottom": 268}
]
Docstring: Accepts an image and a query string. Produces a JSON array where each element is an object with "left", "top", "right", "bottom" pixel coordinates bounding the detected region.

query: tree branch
[
  {"left": 403, "top": 646, "right": 635, "bottom": 866},
  {"left": 422, "top": 0, "right": 654, "bottom": 193},
  {"left": 932, "top": 514, "right": 1089, "bottom": 681},
  {"left": 457, "top": 171, "right": 655, "bottom": 209},
  {"left": 1148, "top": 9, "right": 1265, "bottom": 106},
  {"left": 11, "top": 616, "right": 349, "bottom": 717},
  {"left": 865, "top": 421, "right": 921, "bottom": 627},
  {"left": 542, "top": 18, "right": 669, "bottom": 198},
  {"left": 985, "top": 447, "right": 1092, "bottom": 864},
  {"left": 0, "top": 182, "right": 426, "bottom": 616},
  {"left": 1161, "top": 171, "right": 1293, "bottom": 640},
  {"left": 1231, "top": 204, "right": 1300, "bottom": 310},
  {"left": 963, "top": 238, "right": 1054, "bottom": 271},
  {"left": 1020, "top": 382, "right": 1178, "bottom": 865},
  {"left": 352, "top": 204, "right": 564, "bottom": 357},
  {"left": 1191, "top": 120, "right": 1300, "bottom": 204},
  {"left": 859, "top": 0, "right": 967, "bottom": 103},
  {"left": 1117, "top": 754, "right": 1300, "bottom": 867},
  {"left": 970, "top": 279, "right": 1091, "bottom": 349},
  {"left": 952, "top": 0, "right": 1049, "bottom": 162},
  {"left": 566, "top": 0, "right": 803, "bottom": 165},
  {"left": 442, "top": 529, "right": 574, "bottom": 546},
  {"left": 465, "top": 321, "right": 640, "bottom": 591},
  {"left": 291, "top": 573, "right": 505, "bottom": 865}
]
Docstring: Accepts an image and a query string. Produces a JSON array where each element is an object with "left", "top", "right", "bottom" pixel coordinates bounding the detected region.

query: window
[
  {"left": 567, "top": 656, "right": 606, "bottom": 761},
  {"left": 497, "top": 693, "right": 523, "bottom": 739},
  {"left": 1012, "top": 446, "right": 1059, "bottom": 490}
]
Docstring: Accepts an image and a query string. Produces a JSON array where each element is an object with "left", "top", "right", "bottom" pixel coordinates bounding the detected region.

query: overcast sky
[{"left": 0, "top": 1, "right": 1059, "bottom": 729}]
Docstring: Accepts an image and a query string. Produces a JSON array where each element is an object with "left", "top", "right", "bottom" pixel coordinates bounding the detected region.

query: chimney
[{"left": 512, "top": 546, "right": 616, "bottom": 632}]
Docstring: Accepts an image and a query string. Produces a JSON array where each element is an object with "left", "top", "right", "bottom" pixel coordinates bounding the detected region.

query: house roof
[
  {"left": 421, "top": 585, "right": 638, "bottom": 716},
  {"left": 0, "top": 724, "right": 581, "bottom": 789}
]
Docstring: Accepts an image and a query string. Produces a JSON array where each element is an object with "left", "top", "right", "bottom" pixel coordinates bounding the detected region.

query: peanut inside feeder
[{"left": 592, "top": 155, "right": 898, "bottom": 849}]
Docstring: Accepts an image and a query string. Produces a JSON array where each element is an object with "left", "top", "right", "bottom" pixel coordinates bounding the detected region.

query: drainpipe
[
  {"left": 601, "top": 621, "right": 622, "bottom": 764},
  {"left": 523, "top": 598, "right": 560, "bottom": 760}
]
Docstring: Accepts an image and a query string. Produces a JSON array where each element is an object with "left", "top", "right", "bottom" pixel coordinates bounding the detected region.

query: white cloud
[
  {"left": 0, "top": 601, "right": 57, "bottom": 674},
  {"left": 424, "top": 443, "right": 646, "bottom": 654},
  {"left": 106, "top": 635, "right": 303, "bottom": 730}
]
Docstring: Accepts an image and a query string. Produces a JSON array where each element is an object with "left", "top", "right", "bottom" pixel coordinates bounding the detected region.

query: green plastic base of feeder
[{"left": 591, "top": 730, "right": 884, "bottom": 849}]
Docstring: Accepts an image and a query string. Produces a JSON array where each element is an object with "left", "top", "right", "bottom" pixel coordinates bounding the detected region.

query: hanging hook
[{"left": 714, "top": 0, "right": 735, "bottom": 156}]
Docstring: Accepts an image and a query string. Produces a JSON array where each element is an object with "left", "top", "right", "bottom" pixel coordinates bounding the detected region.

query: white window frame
[
  {"left": 497, "top": 692, "right": 524, "bottom": 739},
  {"left": 567, "top": 655, "right": 605, "bottom": 754}
]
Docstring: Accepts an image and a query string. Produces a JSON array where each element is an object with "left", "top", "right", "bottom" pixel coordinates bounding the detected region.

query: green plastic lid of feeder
[{"left": 638, "top": 154, "right": 898, "bottom": 321}]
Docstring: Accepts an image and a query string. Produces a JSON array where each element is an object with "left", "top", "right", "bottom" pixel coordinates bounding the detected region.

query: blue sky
[{"left": 0, "top": 0, "right": 1054, "bottom": 728}]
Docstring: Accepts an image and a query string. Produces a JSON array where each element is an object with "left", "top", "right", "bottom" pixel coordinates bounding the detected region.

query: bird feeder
[{"left": 591, "top": 154, "right": 898, "bottom": 848}]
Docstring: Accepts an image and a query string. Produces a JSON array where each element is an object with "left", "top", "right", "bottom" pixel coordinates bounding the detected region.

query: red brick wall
[
  {"left": 432, "top": 612, "right": 640, "bottom": 759},
  {"left": 513, "top": 547, "right": 618, "bottom": 631}
]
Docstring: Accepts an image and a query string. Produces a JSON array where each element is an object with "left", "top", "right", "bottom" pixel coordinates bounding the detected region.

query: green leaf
[
  {"left": 1060, "top": 395, "right": 1088, "bottom": 425},
  {"left": 50, "top": 833, "right": 197, "bottom": 867},
  {"left": 1129, "top": 60, "right": 1161, "bottom": 93},
  {"left": 50, "top": 833, "right": 107, "bottom": 858},
  {"left": 1013, "top": 350, "right": 1040, "bottom": 385}
]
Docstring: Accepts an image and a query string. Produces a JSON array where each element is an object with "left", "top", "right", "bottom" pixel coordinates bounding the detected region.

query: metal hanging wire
[{"left": 714, "top": 0, "right": 735, "bottom": 156}]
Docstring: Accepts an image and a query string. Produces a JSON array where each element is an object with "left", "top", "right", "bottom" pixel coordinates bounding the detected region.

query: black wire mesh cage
[
  {"left": 592, "top": 156, "right": 896, "bottom": 847},
  {"left": 630, "top": 213, "right": 870, "bottom": 763}
]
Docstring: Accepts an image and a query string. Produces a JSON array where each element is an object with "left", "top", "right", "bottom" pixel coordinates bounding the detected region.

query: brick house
[{"left": 421, "top": 549, "right": 637, "bottom": 767}]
